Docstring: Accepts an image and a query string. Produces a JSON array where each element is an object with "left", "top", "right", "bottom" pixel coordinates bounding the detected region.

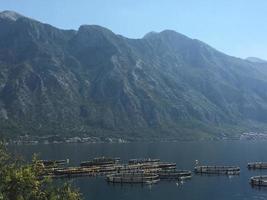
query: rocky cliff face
[{"left": 1, "top": 11, "right": 267, "bottom": 139}]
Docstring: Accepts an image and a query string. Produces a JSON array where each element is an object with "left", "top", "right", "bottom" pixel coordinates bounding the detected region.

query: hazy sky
[{"left": 1, "top": 0, "right": 267, "bottom": 59}]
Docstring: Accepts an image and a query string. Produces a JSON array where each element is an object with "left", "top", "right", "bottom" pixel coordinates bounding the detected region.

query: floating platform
[
  {"left": 81, "top": 157, "right": 120, "bottom": 167},
  {"left": 158, "top": 170, "right": 192, "bottom": 180},
  {"left": 250, "top": 176, "right": 267, "bottom": 186},
  {"left": 129, "top": 158, "right": 160, "bottom": 165},
  {"left": 106, "top": 173, "right": 160, "bottom": 184},
  {"left": 248, "top": 162, "right": 267, "bottom": 170},
  {"left": 194, "top": 166, "right": 240, "bottom": 175}
]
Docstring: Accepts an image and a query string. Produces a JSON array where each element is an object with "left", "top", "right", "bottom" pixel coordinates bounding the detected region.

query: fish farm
[
  {"left": 37, "top": 157, "right": 267, "bottom": 186},
  {"left": 39, "top": 157, "right": 189, "bottom": 184}
]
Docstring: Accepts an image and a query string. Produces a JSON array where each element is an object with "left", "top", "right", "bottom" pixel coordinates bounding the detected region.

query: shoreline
[{"left": 4, "top": 132, "right": 267, "bottom": 145}]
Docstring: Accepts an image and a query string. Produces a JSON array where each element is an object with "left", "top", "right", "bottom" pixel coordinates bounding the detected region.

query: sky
[{"left": 0, "top": 0, "right": 267, "bottom": 59}]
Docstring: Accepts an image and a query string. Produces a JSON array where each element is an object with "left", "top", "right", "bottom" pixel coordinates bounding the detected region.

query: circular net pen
[
  {"left": 158, "top": 170, "right": 192, "bottom": 180},
  {"left": 250, "top": 176, "right": 267, "bottom": 186},
  {"left": 106, "top": 173, "right": 160, "bottom": 184},
  {"left": 194, "top": 166, "right": 240, "bottom": 175}
]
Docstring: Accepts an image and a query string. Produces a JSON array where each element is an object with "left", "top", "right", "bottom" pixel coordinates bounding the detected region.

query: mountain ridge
[{"left": 0, "top": 10, "right": 267, "bottom": 140}]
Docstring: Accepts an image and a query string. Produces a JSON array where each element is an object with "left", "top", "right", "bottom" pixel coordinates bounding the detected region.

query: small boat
[
  {"left": 194, "top": 165, "right": 240, "bottom": 175},
  {"left": 106, "top": 173, "right": 160, "bottom": 184}
]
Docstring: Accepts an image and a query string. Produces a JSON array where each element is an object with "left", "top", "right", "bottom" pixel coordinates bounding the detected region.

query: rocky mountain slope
[
  {"left": 246, "top": 57, "right": 267, "bottom": 64},
  {"left": 1, "top": 10, "right": 267, "bottom": 139}
]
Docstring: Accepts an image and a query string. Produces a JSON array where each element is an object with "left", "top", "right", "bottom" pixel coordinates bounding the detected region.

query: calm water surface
[{"left": 10, "top": 141, "right": 267, "bottom": 200}]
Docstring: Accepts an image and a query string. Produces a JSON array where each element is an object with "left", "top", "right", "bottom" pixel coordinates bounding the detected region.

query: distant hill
[{"left": 1, "top": 10, "right": 267, "bottom": 139}]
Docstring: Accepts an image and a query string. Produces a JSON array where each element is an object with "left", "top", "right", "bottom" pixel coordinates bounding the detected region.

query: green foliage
[{"left": 0, "top": 143, "right": 82, "bottom": 200}]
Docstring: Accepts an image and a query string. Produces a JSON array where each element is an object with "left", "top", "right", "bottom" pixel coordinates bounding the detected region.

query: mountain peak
[
  {"left": 159, "top": 29, "right": 190, "bottom": 40},
  {"left": 0, "top": 10, "right": 25, "bottom": 21},
  {"left": 143, "top": 29, "right": 191, "bottom": 42},
  {"left": 143, "top": 31, "right": 158, "bottom": 39},
  {"left": 78, "top": 25, "right": 114, "bottom": 33}
]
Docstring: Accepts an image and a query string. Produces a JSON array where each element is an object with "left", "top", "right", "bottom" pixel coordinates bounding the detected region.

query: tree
[{"left": 0, "top": 142, "right": 82, "bottom": 200}]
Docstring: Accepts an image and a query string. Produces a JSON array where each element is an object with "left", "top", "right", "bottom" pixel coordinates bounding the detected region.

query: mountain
[
  {"left": 246, "top": 57, "right": 267, "bottom": 64},
  {"left": 1, "top": 11, "right": 267, "bottom": 140}
]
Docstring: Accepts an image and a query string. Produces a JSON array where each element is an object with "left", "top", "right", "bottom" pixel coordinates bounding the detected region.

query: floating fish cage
[
  {"left": 156, "top": 162, "right": 176, "bottom": 169},
  {"left": 194, "top": 166, "right": 240, "bottom": 175},
  {"left": 38, "top": 159, "right": 69, "bottom": 167},
  {"left": 81, "top": 157, "right": 120, "bottom": 167},
  {"left": 53, "top": 167, "right": 98, "bottom": 177},
  {"left": 140, "top": 162, "right": 176, "bottom": 170},
  {"left": 50, "top": 165, "right": 118, "bottom": 178},
  {"left": 248, "top": 162, "right": 267, "bottom": 170},
  {"left": 113, "top": 164, "right": 147, "bottom": 173},
  {"left": 106, "top": 173, "right": 160, "bottom": 184},
  {"left": 250, "top": 176, "right": 267, "bottom": 186},
  {"left": 158, "top": 170, "right": 192, "bottom": 180},
  {"left": 113, "top": 162, "right": 176, "bottom": 173},
  {"left": 129, "top": 158, "right": 160, "bottom": 165}
]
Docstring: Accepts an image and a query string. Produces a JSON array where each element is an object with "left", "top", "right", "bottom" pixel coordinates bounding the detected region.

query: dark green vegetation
[
  {"left": 0, "top": 143, "right": 82, "bottom": 199},
  {"left": 0, "top": 11, "right": 267, "bottom": 140}
]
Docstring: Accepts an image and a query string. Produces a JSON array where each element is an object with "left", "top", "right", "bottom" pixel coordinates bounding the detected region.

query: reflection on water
[{"left": 10, "top": 141, "right": 267, "bottom": 200}]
